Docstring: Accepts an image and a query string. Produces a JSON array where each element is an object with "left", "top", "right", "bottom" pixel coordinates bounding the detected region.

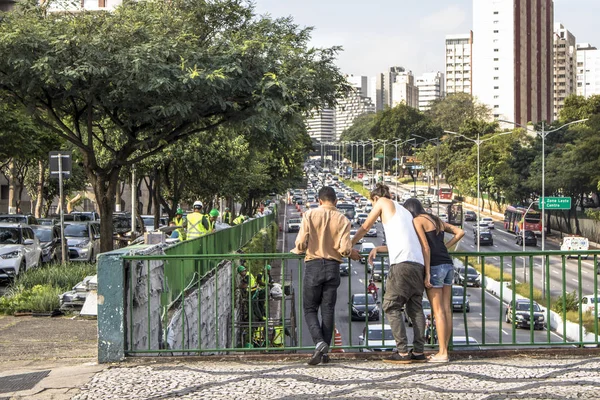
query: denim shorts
[{"left": 429, "top": 263, "right": 454, "bottom": 288}]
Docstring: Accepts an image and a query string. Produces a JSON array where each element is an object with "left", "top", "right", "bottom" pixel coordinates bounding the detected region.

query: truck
[{"left": 560, "top": 236, "right": 589, "bottom": 259}]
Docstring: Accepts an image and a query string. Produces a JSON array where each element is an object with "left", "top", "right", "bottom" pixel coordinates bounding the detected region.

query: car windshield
[
  {"left": 465, "top": 267, "right": 478, "bottom": 275},
  {"left": 64, "top": 224, "right": 88, "bottom": 237},
  {"left": 422, "top": 299, "right": 431, "bottom": 309},
  {"left": 353, "top": 294, "right": 376, "bottom": 305},
  {"left": 0, "top": 215, "right": 26, "bottom": 223},
  {"left": 32, "top": 228, "right": 52, "bottom": 242},
  {"left": 289, "top": 219, "right": 301, "bottom": 224},
  {"left": 366, "top": 329, "right": 394, "bottom": 340},
  {"left": 0, "top": 228, "right": 21, "bottom": 244},
  {"left": 452, "top": 287, "right": 464, "bottom": 296},
  {"left": 142, "top": 218, "right": 154, "bottom": 227},
  {"left": 516, "top": 302, "right": 541, "bottom": 312}
]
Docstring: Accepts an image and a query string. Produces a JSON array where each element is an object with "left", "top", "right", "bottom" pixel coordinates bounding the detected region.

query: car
[
  {"left": 421, "top": 198, "right": 432, "bottom": 208},
  {"left": 287, "top": 218, "right": 302, "bottom": 233},
  {"left": 350, "top": 293, "right": 380, "bottom": 321},
  {"left": 401, "top": 192, "right": 412, "bottom": 201},
  {"left": 359, "top": 242, "right": 376, "bottom": 265},
  {"left": 358, "top": 324, "right": 395, "bottom": 352},
  {"left": 578, "top": 294, "right": 600, "bottom": 315},
  {"left": 141, "top": 215, "right": 168, "bottom": 231},
  {"left": 365, "top": 227, "right": 378, "bottom": 238},
  {"left": 560, "top": 236, "right": 589, "bottom": 258},
  {"left": 0, "top": 214, "right": 39, "bottom": 225},
  {"left": 464, "top": 211, "right": 477, "bottom": 221},
  {"left": 31, "top": 225, "right": 63, "bottom": 263},
  {"left": 339, "top": 262, "right": 350, "bottom": 276},
  {"left": 454, "top": 266, "right": 482, "bottom": 287},
  {"left": 451, "top": 285, "right": 471, "bottom": 312},
  {"left": 516, "top": 230, "right": 537, "bottom": 246},
  {"left": 350, "top": 229, "right": 364, "bottom": 244},
  {"left": 505, "top": 299, "right": 546, "bottom": 330},
  {"left": 355, "top": 213, "right": 369, "bottom": 226},
  {"left": 0, "top": 223, "right": 42, "bottom": 280},
  {"left": 371, "top": 260, "right": 389, "bottom": 282},
  {"left": 404, "top": 297, "right": 432, "bottom": 327},
  {"left": 475, "top": 230, "right": 494, "bottom": 246},
  {"left": 37, "top": 218, "right": 60, "bottom": 226},
  {"left": 70, "top": 211, "right": 100, "bottom": 222},
  {"left": 64, "top": 222, "right": 101, "bottom": 262},
  {"left": 473, "top": 221, "right": 489, "bottom": 233},
  {"left": 481, "top": 217, "right": 495, "bottom": 229},
  {"left": 438, "top": 213, "right": 448, "bottom": 223}
]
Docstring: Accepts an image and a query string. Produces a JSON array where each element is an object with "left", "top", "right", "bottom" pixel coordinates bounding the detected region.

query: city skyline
[{"left": 253, "top": 0, "right": 600, "bottom": 78}]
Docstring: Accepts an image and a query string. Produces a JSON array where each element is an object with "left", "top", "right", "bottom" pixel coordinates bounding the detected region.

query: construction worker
[
  {"left": 172, "top": 208, "right": 186, "bottom": 240},
  {"left": 232, "top": 214, "right": 246, "bottom": 226},
  {"left": 186, "top": 201, "right": 210, "bottom": 240},
  {"left": 208, "top": 209, "right": 220, "bottom": 232},
  {"left": 222, "top": 207, "right": 232, "bottom": 225},
  {"left": 237, "top": 265, "right": 264, "bottom": 320}
]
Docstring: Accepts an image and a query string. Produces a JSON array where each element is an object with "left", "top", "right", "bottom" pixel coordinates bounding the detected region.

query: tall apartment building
[
  {"left": 416, "top": 72, "right": 445, "bottom": 111},
  {"left": 306, "top": 109, "right": 335, "bottom": 143},
  {"left": 553, "top": 23, "right": 577, "bottom": 120},
  {"left": 576, "top": 43, "right": 600, "bottom": 98},
  {"left": 445, "top": 33, "right": 473, "bottom": 95},
  {"left": 472, "top": 0, "right": 554, "bottom": 126},
  {"left": 375, "top": 67, "right": 419, "bottom": 110},
  {"left": 334, "top": 87, "right": 375, "bottom": 140}
]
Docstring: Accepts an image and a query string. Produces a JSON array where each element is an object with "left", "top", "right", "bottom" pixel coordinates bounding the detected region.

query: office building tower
[
  {"left": 416, "top": 71, "right": 445, "bottom": 111},
  {"left": 472, "top": 0, "right": 554, "bottom": 125},
  {"left": 445, "top": 33, "right": 473, "bottom": 95},
  {"left": 306, "top": 109, "right": 335, "bottom": 143},
  {"left": 553, "top": 23, "right": 577, "bottom": 120},
  {"left": 334, "top": 86, "right": 375, "bottom": 140},
  {"left": 375, "top": 66, "right": 419, "bottom": 110},
  {"left": 576, "top": 43, "right": 600, "bottom": 98}
]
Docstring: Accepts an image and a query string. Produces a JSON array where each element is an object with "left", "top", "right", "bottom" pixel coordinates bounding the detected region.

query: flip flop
[{"left": 428, "top": 355, "right": 450, "bottom": 363}]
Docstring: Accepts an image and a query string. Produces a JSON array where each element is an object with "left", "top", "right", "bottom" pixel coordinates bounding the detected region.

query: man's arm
[
  {"left": 291, "top": 213, "right": 309, "bottom": 254},
  {"left": 368, "top": 245, "right": 388, "bottom": 265},
  {"left": 352, "top": 201, "right": 383, "bottom": 246}
]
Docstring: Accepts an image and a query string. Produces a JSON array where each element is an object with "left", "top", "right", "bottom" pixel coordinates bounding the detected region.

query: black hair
[
  {"left": 370, "top": 183, "right": 391, "bottom": 200},
  {"left": 318, "top": 186, "right": 337, "bottom": 203},
  {"left": 403, "top": 198, "right": 445, "bottom": 233}
]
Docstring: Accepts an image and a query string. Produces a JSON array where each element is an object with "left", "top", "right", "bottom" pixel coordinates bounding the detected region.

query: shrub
[
  {"left": 0, "top": 284, "right": 61, "bottom": 314},
  {"left": 513, "top": 283, "right": 543, "bottom": 302},
  {"left": 14, "top": 262, "right": 96, "bottom": 290},
  {"left": 564, "top": 310, "right": 599, "bottom": 335},
  {"left": 552, "top": 290, "right": 579, "bottom": 314}
]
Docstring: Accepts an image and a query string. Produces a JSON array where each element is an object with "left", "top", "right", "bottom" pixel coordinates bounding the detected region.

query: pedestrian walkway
[{"left": 70, "top": 355, "right": 600, "bottom": 399}]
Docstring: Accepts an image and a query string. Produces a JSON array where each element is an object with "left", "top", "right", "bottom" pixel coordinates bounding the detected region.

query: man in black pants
[{"left": 292, "top": 186, "right": 360, "bottom": 365}]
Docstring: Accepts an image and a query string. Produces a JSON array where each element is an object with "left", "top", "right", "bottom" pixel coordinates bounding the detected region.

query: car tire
[
  {"left": 465, "top": 305, "right": 470, "bottom": 313},
  {"left": 19, "top": 259, "right": 26, "bottom": 276},
  {"left": 505, "top": 313, "right": 510, "bottom": 323}
]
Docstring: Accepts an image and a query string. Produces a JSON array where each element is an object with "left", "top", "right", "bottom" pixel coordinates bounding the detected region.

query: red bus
[
  {"left": 427, "top": 187, "right": 453, "bottom": 204},
  {"left": 504, "top": 206, "right": 542, "bottom": 234}
]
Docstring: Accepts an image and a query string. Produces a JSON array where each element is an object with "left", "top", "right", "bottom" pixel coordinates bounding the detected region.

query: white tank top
[{"left": 382, "top": 201, "right": 424, "bottom": 265}]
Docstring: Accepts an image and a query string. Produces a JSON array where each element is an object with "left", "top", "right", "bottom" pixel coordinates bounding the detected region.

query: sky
[{"left": 252, "top": 0, "right": 600, "bottom": 78}]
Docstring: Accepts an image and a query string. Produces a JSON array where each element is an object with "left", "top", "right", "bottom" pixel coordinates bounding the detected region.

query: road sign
[
  {"left": 375, "top": 153, "right": 384, "bottom": 159},
  {"left": 49, "top": 151, "right": 72, "bottom": 179},
  {"left": 539, "top": 197, "right": 571, "bottom": 210}
]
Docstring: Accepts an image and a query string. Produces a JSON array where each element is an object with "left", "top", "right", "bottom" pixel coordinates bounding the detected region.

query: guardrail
[{"left": 110, "top": 249, "right": 600, "bottom": 359}]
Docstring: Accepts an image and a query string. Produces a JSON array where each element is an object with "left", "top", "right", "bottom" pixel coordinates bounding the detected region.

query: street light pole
[{"left": 412, "top": 135, "right": 442, "bottom": 215}]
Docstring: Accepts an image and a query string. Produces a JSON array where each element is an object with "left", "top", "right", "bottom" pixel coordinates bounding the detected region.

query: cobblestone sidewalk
[{"left": 73, "top": 356, "right": 600, "bottom": 400}]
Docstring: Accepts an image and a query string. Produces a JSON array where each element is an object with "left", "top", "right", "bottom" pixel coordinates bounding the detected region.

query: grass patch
[
  {"left": 342, "top": 180, "right": 370, "bottom": 197},
  {"left": 457, "top": 256, "right": 512, "bottom": 282},
  {"left": 0, "top": 262, "right": 96, "bottom": 315},
  {"left": 564, "top": 311, "right": 599, "bottom": 335}
]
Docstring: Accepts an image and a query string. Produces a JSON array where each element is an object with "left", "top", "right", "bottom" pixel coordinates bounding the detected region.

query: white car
[
  {"left": 359, "top": 324, "right": 395, "bottom": 352},
  {"left": 64, "top": 222, "right": 101, "bottom": 263},
  {"left": 401, "top": 192, "right": 412, "bottom": 201},
  {"left": 0, "top": 223, "right": 42, "bottom": 279},
  {"left": 481, "top": 217, "right": 495, "bottom": 229},
  {"left": 350, "top": 229, "right": 364, "bottom": 244},
  {"left": 438, "top": 213, "right": 448, "bottom": 223}
]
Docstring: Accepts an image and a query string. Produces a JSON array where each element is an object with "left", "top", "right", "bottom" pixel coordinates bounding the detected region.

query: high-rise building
[
  {"left": 576, "top": 43, "right": 600, "bottom": 98},
  {"left": 334, "top": 87, "right": 375, "bottom": 140},
  {"left": 472, "top": 0, "right": 554, "bottom": 126},
  {"left": 553, "top": 23, "right": 577, "bottom": 120},
  {"left": 306, "top": 109, "right": 335, "bottom": 143},
  {"left": 375, "top": 67, "right": 419, "bottom": 110},
  {"left": 416, "top": 72, "right": 445, "bottom": 111},
  {"left": 445, "top": 33, "right": 473, "bottom": 95}
]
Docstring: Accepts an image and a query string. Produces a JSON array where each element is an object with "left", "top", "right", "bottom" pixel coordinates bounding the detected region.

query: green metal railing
[{"left": 120, "top": 249, "right": 600, "bottom": 356}]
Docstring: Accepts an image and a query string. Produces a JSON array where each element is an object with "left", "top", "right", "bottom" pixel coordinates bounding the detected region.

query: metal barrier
[{"left": 117, "top": 249, "right": 600, "bottom": 357}]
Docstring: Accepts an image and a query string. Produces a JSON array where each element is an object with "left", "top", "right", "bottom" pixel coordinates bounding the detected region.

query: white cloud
[{"left": 420, "top": 5, "right": 467, "bottom": 33}]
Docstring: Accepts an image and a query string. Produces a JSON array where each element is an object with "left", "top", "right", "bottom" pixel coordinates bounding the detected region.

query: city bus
[
  {"left": 503, "top": 205, "right": 542, "bottom": 234},
  {"left": 428, "top": 187, "right": 454, "bottom": 204},
  {"left": 337, "top": 202, "right": 356, "bottom": 221}
]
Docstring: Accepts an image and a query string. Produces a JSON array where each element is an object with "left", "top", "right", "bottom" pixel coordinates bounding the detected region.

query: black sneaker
[
  {"left": 409, "top": 350, "right": 428, "bottom": 363},
  {"left": 307, "top": 342, "right": 328, "bottom": 366},
  {"left": 321, "top": 354, "right": 330, "bottom": 364},
  {"left": 383, "top": 351, "right": 412, "bottom": 364}
]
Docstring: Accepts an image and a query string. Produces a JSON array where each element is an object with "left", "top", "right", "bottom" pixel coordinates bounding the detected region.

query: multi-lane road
[{"left": 281, "top": 200, "right": 568, "bottom": 352}]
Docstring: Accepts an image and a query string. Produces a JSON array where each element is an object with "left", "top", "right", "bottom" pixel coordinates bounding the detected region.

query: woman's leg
[
  {"left": 426, "top": 287, "right": 449, "bottom": 358},
  {"left": 442, "top": 284, "right": 453, "bottom": 349}
]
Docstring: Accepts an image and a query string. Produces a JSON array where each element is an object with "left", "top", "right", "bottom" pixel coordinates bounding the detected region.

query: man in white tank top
[{"left": 352, "top": 184, "right": 430, "bottom": 363}]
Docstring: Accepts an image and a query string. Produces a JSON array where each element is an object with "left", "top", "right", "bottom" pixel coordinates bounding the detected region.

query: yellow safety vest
[
  {"left": 273, "top": 326, "right": 284, "bottom": 347},
  {"left": 173, "top": 216, "right": 186, "bottom": 240},
  {"left": 233, "top": 216, "right": 244, "bottom": 225},
  {"left": 223, "top": 212, "right": 232, "bottom": 225},
  {"left": 186, "top": 212, "right": 209, "bottom": 240}
]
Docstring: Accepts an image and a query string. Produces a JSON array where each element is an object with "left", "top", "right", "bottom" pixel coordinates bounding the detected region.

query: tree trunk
[
  {"left": 145, "top": 176, "right": 153, "bottom": 215},
  {"left": 91, "top": 169, "right": 119, "bottom": 253},
  {"left": 34, "top": 160, "right": 44, "bottom": 218},
  {"left": 153, "top": 168, "right": 160, "bottom": 230}
]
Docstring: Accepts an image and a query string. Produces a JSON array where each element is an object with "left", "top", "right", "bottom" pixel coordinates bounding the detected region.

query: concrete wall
[
  {"left": 165, "top": 261, "right": 233, "bottom": 355},
  {"left": 549, "top": 214, "right": 600, "bottom": 244}
]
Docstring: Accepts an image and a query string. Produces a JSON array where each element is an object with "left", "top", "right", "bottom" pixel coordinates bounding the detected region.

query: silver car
[
  {"left": 0, "top": 223, "right": 42, "bottom": 280},
  {"left": 65, "top": 222, "right": 101, "bottom": 262}
]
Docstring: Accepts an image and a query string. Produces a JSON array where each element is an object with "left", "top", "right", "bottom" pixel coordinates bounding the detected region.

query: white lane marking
[
  {"left": 502, "top": 329, "right": 509, "bottom": 335},
  {"left": 354, "top": 270, "right": 357, "bottom": 275},
  {"left": 359, "top": 279, "right": 364, "bottom": 284},
  {"left": 583, "top": 270, "right": 589, "bottom": 274},
  {"left": 535, "top": 263, "right": 541, "bottom": 267},
  {"left": 502, "top": 238, "right": 508, "bottom": 242},
  {"left": 492, "top": 257, "right": 499, "bottom": 260},
  {"left": 572, "top": 278, "right": 579, "bottom": 282},
  {"left": 553, "top": 270, "right": 559, "bottom": 274}
]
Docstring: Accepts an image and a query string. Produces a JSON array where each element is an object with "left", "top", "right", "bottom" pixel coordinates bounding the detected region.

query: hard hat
[
  {"left": 209, "top": 209, "right": 219, "bottom": 217},
  {"left": 265, "top": 264, "right": 272, "bottom": 271},
  {"left": 193, "top": 201, "right": 203, "bottom": 209},
  {"left": 237, "top": 265, "right": 247, "bottom": 273},
  {"left": 225, "top": 207, "right": 230, "bottom": 211},
  {"left": 176, "top": 208, "right": 184, "bottom": 215}
]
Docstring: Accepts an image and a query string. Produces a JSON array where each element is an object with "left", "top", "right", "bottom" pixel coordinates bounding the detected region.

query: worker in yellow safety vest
[
  {"left": 186, "top": 201, "right": 210, "bottom": 240},
  {"left": 172, "top": 208, "right": 186, "bottom": 240},
  {"left": 232, "top": 214, "right": 246, "bottom": 226},
  {"left": 222, "top": 207, "right": 232, "bottom": 225},
  {"left": 208, "top": 209, "right": 220, "bottom": 232}
]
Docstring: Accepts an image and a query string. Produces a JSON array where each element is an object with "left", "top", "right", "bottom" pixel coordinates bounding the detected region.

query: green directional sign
[
  {"left": 375, "top": 153, "right": 384, "bottom": 159},
  {"left": 539, "top": 197, "right": 571, "bottom": 210}
]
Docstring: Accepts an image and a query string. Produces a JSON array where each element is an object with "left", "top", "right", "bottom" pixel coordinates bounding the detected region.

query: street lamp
[
  {"left": 390, "top": 138, "right": 415, "bottom": 196},
  {"left": 412, "top": 134, "right": 441, "bottom": 215},
  {"left": 498, "top": 119, "right": 589, "bottom": 254},
  {"left": 444, "top": 129, "right": 514, "bottom": 253},
  {"left": 521, "top": 201, "right": 536, "bottom": 283}
]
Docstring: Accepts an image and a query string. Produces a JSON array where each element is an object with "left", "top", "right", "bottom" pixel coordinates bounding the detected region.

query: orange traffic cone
[{"left": 331, "top": 327, "right": 344, "bottom": 353}]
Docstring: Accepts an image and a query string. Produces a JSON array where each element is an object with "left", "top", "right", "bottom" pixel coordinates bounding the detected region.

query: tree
[
  {"left": 0, "top": 0, "right": 347, "bottom": 251},
  {"left": 427, "top": 93, "right": 491, "bottom": 133}
]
